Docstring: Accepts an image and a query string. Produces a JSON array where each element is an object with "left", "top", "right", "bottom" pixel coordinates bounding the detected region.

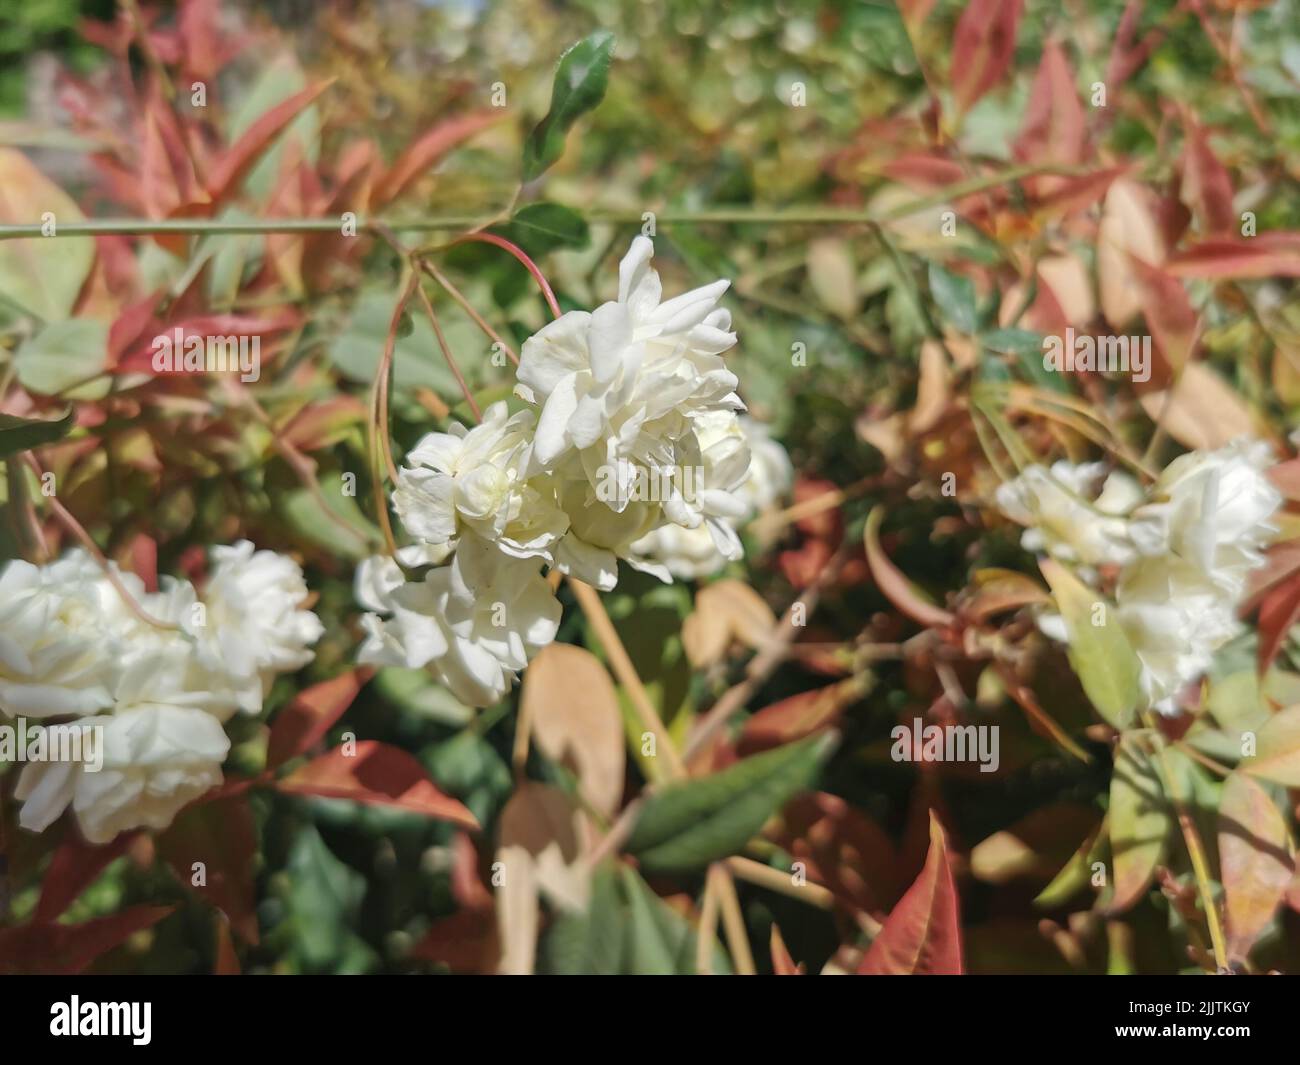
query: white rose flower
[
  {"left": 358, "top": 538, "right": 560, "bottom": 707},
  {"left": 1129, "top": 438, "right": 1280, "bottom": 596},
  {"left": 183, "top": 541, "right": 323, "bottom": 713},
  {"left": 0, "top": 553, "right": 121, "bottom": 718},
  {"left": 516, "top": 236, "right": 743, "bottom": 486},
  {"left": 393, "top": 401, "right": 568, "bottom": 561},
  {"left": 625, "top": 411, "right": 754, "bottom": 581},
  {"left": 1116, "top": 556, "right": 1243, "bottom": 715},
  {"left": 995, "top": 461, "right": 1142, "bottom": 571},
  {"left": 354, "top": 543, "right": 452, "bottom": 614},
  {"left": 738, "top": 415, "right": 794, "bottom": 514},
  {"left": 625, "top": 522, "right": 729, "bottom": 581},
  {"left": 14, "top": 704, "right": 230, "bottom": 843}
]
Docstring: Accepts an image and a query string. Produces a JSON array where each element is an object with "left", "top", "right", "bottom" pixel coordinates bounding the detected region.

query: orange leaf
[
  {"left": 266, "top": 668, "right": 368, "bottom": 769},
  {"left": 520, "top": 644, "right": 624, "bottom": 817},
  {"left": 864, "top": 506, "right": 956, "bottom": 629},
  {"left": 1136, "top": 363, "right": 1257, "bottom": 451},
  {"left": 858, "top": 812, "right": 963, "bottom": 974},
  {"left": 374, "top": 111, "right": 503, "bottom": 206},
  {"left": 276, "top": 740, "right": 478, "bottom": 828},
  {"left": 1219, "top": 772, "right": 1294, "bottom": 962},
  {"left": 158, "top": 796, "right": 259, "bottom": 944},
  {"left": 738, "top": 678, "right": 866, "bottom": 756}
]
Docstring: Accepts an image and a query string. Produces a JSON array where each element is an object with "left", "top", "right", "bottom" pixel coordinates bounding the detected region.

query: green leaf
[
  {"left": 626, "top": 733, "right": 834, "bottom": 873},
  {"left": 1040, "top": 558, "right": 1142, "bottom": 729},
  {"left": 0, "top": 408, "right": 74, "bottom": 458},
  {"left": 927, "top": 263, "right": 978, "bottom": 335},
  {"left": 282, "top": 825, "right": 376, "bottom": 974},
  {"left": 522, "top": 31, "right": 616, "bottom": 182},
  {"left": 279, "top": 472, "right": 381, "bottom": 560},
  {"left": 619, "top": 865, "right": 730, "bottom": 974},
  {"left": 0, "top": 149, "right": 94, "bottom": 322},
  {"left": 225, "top": 53, "right": 320, "bottom": 203},
  {"left": 15, "top": 319, "right": 109, "bottom": 398},
  {"left": 539, "top": 865, "right": 627, "bottom": 975},
  {"left": 1034, "top": 817, "right": 1106, "bottom": 909},
  {"left": 982, "top": 326, "right": 1067, "bottom": 393},
  {"left": 328, "top": 289, "right": 465, "bottom": 396},
  {"left": 1241, "top": 704, "right": 1300, "bottom": 786},
  {"left": 494, "top": 202, "right": 591, "bottom": 258},
  {"left": 1107, "top": 740, "right": 1170, "bottom": 913},
  {"left": 539, "top": 864, "right": 730, "bottom": 975}
]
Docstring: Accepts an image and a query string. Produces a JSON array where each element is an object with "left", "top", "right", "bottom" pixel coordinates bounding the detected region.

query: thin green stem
[
  {"left": 0, "top": 164, "right": 1095, "bottom": 243},
  {"left": 1139, "top": 713, "right": 1229, "bottom": 972}
]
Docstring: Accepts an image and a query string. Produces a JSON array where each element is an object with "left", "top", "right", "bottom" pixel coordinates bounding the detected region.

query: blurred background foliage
[{"left": 2, "top": 0, "right": 1300, "bottom": 974}]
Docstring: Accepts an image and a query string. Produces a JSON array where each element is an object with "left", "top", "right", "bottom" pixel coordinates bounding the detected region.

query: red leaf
[
  {"left": 276, "top": 740, "right": 478, "bottom": 828},
  {"left": 206, "top": 81, "right": 333, "bottom": 204},
  {"left": 951, "top": 0, "right": 1024, "bottom": 115},
  {"left": 774, "top": 793, "right": 900, "bottom": 917},
  {"left": 280, "top": 395, "right": 370, "bottom": 453},
  {"left": 864, "top": 507, "right": 956, "bottom": 630},
  {"left": 881, "top": 153, "right": 965, "bottom": 189},
  {"left": 1031, "top": 165, "right": 1125, "bottom": 218},
  {"left": 858, "top": 812, "right": 964, "bottom": 974},
  {"left": 1243, "top": 539, "right": 1300, "bottom": 611},
  {"left": 1014, "top": 41, "right": 1085, "bottom": 166},
  {"left": 107, "top": 294, "right": 163, "bottom": 369},
  {"left": 374, "top": 111, "right": 503, "bottom": 206},
  {"left": 1131, "top": 257, "right": 1198, "bottom": 376},
  {"left": 0, "top": 906, "right": 173, "bottom": 975},
  {"left": 115, "top": 310, "right": 301, "bottom": 374},
  {"left": 410, "top": 908, "right": 500, "bottom": 973},
  {"left": 34, "top": 833, "right": 135, "bottom": 924},
  {"left": 266, "top": 668, "right": 368, "bottom": 769},
  {"left": 1256, "top": 572, "right": 1300, "bottom": 674},
  {"left": 738, "top": 678, "right": 866, "bottom": 756},
  {"left": 157, "top": 796, "right": 259, "bottom": 944},
  {"left": 1181, "top": 123, "right": 1236, "bottom": 236},
  {"left": 1166, "top": 234, "right": 1300, "bottom": 279}
]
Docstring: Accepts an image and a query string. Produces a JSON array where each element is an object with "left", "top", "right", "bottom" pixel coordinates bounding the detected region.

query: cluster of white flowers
[
  {"left": 357, "top": 237, "right": 788, "bottom": 705},
  {"left": 627, "top": 414, "right": 793, "bottom": 580},
  {"left": 1, "top": 542, "right": 322, "bottom": 842},
  {"left": 998, "top": 440, "right": 1282, "bottom": 716}
]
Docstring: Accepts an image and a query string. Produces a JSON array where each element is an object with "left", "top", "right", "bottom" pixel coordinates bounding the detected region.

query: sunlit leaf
[
  {"left": 522, "top": 31, "right": 616, "bottom": 182},
  {"left": 626, "top": 733, "right": 834, "bottom": 874}
]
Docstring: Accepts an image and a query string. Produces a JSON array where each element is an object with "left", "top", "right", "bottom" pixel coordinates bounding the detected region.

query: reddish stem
[{"left": 454, "top": 232, "right": 562, "bottom": 320}]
